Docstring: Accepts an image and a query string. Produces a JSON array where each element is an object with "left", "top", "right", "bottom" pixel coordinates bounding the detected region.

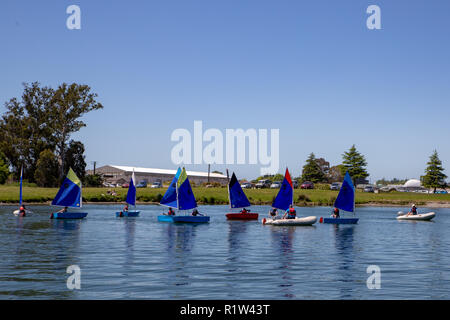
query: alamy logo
[
  {"left": 366, "top": 265, "right": 381, "bottom": 289},
  {"left": 66, "top": 265, "right": 81, "bottom": 290},
  {"left": 66, "top": 5, "right": 81, "bottom": 30},
  {"left": 366, "top": 5, "right": 381, "bottom": 30},
  {"left": 171, "top": 121, "right": 279, "bottom": 175}
]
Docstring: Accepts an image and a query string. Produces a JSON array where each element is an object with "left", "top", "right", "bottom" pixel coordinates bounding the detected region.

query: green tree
[
  {"left": 0, "top": 82, "right": 55, "bottom": 181},
  {"left": 422, "top": 150, "right": 447, "bottom": 192},
  {"left": 47, "top": 83, "right": 103, "bottom": 180},
  {"left": 0, "top": 82, "right": 103, "bottom": 181},
  {"left": 341, "top": 145, "right": 369, "bottom": 184},
  {"left": 301, "top": 153, "right": 326, "bottom": 183},
  {"left": 34, "top": 149, "right": 59, "bottom": 187},
  {"left": 0, "top": 151, "right": 9, "bottom": 184},
  {"left": 65, "top": 140, "right": 86, "bottom": 182},
  {"left": 85, "top": 174, "right": 104, "bottom": 187}
]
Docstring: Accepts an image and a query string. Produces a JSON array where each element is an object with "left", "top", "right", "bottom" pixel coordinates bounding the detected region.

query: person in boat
[
  {"left": 19, "top": 205, "right": 26, "bottom": 217},
  {"left": 58, "top": 206, "right": 68, "bottom": 213},
  {"left": 241, "top": 208, "right": 250, "bottom": 214},
  {"left": 407, "top": 204, "right": 418, "bottom": 216},
  {"left": 167, "top": 207, "right": 175, "bottom": 216},
  {"left": 283, "top": 205, "right": 296, "bottom": 219},
  {"left": 332, "top": 207, "right": 340, "bottom": 218},
  {"left": 269, "top": 208, "right": 278, "bottom": 218},
  {"left": 192, "top": 208, "right": 203, "bottom": 216},
  {"left": 119, "top": 204, "right": 129, "bottom": 217}
]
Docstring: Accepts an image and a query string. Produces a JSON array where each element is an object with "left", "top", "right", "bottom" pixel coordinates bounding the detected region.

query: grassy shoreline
[{"left": 1, "top": 186, "right": 450, "bottom": 207}]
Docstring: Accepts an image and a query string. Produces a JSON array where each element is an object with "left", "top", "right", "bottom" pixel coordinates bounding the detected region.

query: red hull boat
[{"left": 226, "top": 212, "right": 259, "bottom": 220}]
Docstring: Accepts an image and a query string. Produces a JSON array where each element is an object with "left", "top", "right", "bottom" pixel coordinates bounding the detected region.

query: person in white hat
[{"left": 407, "top": 204, "right": 418, "bottom": 216}]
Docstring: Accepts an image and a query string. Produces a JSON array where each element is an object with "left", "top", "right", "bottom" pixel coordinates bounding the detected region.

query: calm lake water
[{"left": 0, "top": 204, "right": 449, "bottom": 300}]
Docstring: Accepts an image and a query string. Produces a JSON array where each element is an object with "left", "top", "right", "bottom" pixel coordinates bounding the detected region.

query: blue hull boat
[
  {"left": 116, "top": 211, "right": 140, "bottom": 217},
  {"left": 51, "top": 212, "right": 88, "bottom": 219},
  {"left": 158, "top": 215, "right": 209, "bottom": 223},
  {"left": 323, "top": 217, "right": 358, "bottom": 224},
  {"left": 173, "top": 216, "right": 209, "bottom": 223}
]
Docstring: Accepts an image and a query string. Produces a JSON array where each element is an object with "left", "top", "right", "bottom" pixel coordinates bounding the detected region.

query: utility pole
[
  {"left": 91, "top": 161, "right": 97, "bottom": 175},
  {"left": 207, "top": 164, "right": 210, "bottom": 183}
]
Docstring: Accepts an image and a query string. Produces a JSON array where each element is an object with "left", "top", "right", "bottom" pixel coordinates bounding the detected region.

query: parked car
[
  {"left": 150, "top": 181, "right": 162, "bottom": 188},
  {"left": 434, "top": 190, "right": 448, "bottom": 194},
  {"left": 136, "top": 181, "right": 147, "bottom": 188},
  {"left": 122, "top": 183, "right": 130, "bottom": 188},
  {"left": 270, "top": 181, "right": 282, "bottom": 189},
  {"left": 330, "top": 182, "right": 340, "bottom": 190},
  {"left": 292, "top": 180, "right": 299, "bottom": 189},
  {"left": 241, "top": 182, "right": 254, "bottom": 189},
  {"left": 255, "top": 179, "right": 272, "bottom": 189},
  {"left": 300, "top": 181, "right": 314, "bottom": 189},
  {"left": 363, "top": 186, "right": 375, "bottom": 193}
]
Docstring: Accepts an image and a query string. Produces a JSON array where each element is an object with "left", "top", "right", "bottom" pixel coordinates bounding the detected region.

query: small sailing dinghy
[
  {"left": 225, "top": 171, "right": 258, "bottom": 220},
  {"left": 158, "top": 167, "right": 209, "bottom": 223},
  {"left": 321, "top": 171, "right": 358, "bottom": 224},
  {"left": 50, "top": 168, "right": 88, "bottom": 219},
  {"left": 116, "top": 170, "right": 140, "bottom": 217},
  {"left": 262, "top": 168, "right": 317, "bottom": 226},
  {"left": 13, "top": 167, "right": 32, "bottom": 216}
]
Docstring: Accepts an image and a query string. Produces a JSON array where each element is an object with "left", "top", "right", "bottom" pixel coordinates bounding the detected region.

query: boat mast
[{"left": 226, "top": 169, "right": 231, "bottom": 210}]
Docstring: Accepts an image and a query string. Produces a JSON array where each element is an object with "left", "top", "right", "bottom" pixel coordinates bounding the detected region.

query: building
[{"left": 88, "top": 165, "right": 228, "bottom": 186}]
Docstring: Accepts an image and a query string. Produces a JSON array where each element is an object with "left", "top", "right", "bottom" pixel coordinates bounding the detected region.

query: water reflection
[
  {"left": 332, "top": 224, "right": 356, "bottom": 299},
  {"left": 270, "top": 227, "right": 296, "bottom": 298},
  {"left": 122, "top": 218, "right": 136, "bottom": 274},
  {"left": 162, "top": 223, "right": 197, "bottom": 295},
  {"left": 226, "top": 221, "right": 248, "bottom": 272}
]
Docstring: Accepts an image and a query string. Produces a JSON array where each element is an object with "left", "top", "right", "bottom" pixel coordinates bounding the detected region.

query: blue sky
[{"left": 1, "top": 0, "right": 449, "bottom": 181}]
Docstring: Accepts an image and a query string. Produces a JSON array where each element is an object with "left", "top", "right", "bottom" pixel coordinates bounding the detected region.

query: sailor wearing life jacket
[{"left": 284, "top": 205, "right": 296, "bottom": 219}]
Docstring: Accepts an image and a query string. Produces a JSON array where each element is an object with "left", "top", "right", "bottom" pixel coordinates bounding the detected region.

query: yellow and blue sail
[
  {"left": 272, "top": 168, "right": 293, "bottom": 211},
  {"left": 334, "top": 171, "right": 355, "bottom": 212},
  {"left": 126, "top": 171, "right": 136, "bottom": 206},
  {"left": 228, "top": 172, "right": 251, "bottom": 208},
  {"left": 176, "top": 167, "right": 197, "bottom": 210},
  {"left": 160, "top": 167, "right": 181, "bottom": 208},
  {"left": 52, "top": 168, "right": 82, "bottom": 208}
]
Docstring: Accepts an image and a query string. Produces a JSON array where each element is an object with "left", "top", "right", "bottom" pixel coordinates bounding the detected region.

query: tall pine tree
[
  {"left": 422, "top": 150, "right": 447, "bottom": 192},
  {"left": 341, "top": 145, "right": 369, "bottom": 184},
  {"left": 301, "top": 153, "right": 326, "bottom": 183}
]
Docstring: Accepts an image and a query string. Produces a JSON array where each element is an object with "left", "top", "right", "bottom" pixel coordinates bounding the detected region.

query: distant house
[{"left": 87, "top": 165, "right": 228, "bottom": 186}]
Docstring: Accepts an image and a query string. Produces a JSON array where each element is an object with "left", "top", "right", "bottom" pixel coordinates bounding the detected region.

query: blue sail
[
  {"left": 51, "top": 168, "right": 82, "bottom": 208},
  {"left": 272, "top": 168, "right": 293, "bottom": 211},
  {"left": 19, "top": 167, "right": 23, "bottom": 205},
  {"left": 160, "top": 167, "right": 181, "bottom": 208},
  {"left": 125, "top": 171, "right": 136, "bottom": 206},
  {"left": 177, "top": 168, "right": 197, "bottom": 210},
  {"left": 228, "top": 172, "right": 251, "bottom": 208},
  {"left": 334, "top": 171, "right": 355, "bottom": 212}
]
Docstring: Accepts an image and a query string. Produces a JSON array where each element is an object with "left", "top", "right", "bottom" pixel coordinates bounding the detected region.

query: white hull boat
[
  {"left": 397, "top": 212, "right": 435, "bottom": 221},
  {"left": 262, "top": 216, "right": 317, "bottom": 226}
]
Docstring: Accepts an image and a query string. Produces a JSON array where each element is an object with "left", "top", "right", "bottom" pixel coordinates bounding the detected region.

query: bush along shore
[{"left": 1, "top": 186, "right": 450, "bottom": 207}]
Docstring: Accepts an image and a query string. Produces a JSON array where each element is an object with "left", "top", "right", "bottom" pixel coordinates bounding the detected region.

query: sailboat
[
  {"left": 116, "top": 170, "right": 140, "bottom": 217},
  {"left": 50, "top": 168, "right": 88, "bottom": 219},
  {"left": 321, "top": 171, "right": 358, "bottom": 224},
  {"left": 225, "top": 171, "right": 258, "bottom": 220},
  {"left": 262, "top": 168, "right": 317, "bottom": 226},
  {"left": 13, "top": 167, "right": 32, "bottom": 216},
  {"left": 158, "top": 167, "right": 210, "bottom": 223}
]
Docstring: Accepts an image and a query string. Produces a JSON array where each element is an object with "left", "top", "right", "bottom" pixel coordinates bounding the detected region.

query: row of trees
[
  {"left": 300, "top": 146, "right": 447, "bottom": 190},
  {"left": 301, "top": 145, "right": 369, "bottom": 184},
  {"left": 0, "top": 82, "right": 103, "bottom": 187}
]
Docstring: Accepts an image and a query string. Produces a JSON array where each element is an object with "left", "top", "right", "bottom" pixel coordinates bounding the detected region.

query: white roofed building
[{"left": 88, "top": 165, "right": 228, "bottom": 186}]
